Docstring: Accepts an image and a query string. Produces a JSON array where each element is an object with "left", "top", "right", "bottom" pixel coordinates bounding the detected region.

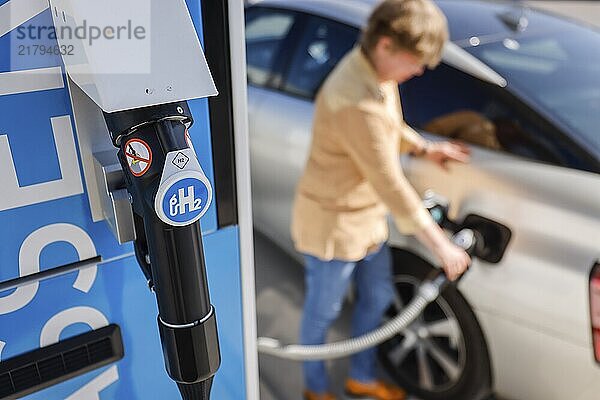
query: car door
[
  {"left": 395, "top": 63, "right": 600, "bottom": 400},
  {"left": 248, "top": 11, "right": 359, "bottom": 250}
]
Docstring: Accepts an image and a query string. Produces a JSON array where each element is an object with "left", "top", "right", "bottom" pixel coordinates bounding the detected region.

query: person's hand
[
  {"left": 424, "top": 141, "right": 471, "bottom": 170},
  {"left": 434, "top": 242, "right": 471, "bottom": 281},
  {"left": 415, "top": 223, "right": 471, "bottom": 281}
]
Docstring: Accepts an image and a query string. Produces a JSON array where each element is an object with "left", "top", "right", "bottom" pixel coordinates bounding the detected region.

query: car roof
[
  {"left": 247, "top": 0, "right": 585, "bottom": 43},
  {"left": 247, "top": 0, "right": 541, "bottom": 39},
  {"left": 246, "top": 0, "right": 508, "bottom": 87},
  {"left": 246, "top": 0, "right": 375, "bottom": 27}
]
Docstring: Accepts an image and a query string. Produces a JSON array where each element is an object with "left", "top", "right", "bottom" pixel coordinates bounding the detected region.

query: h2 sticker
[{"left": 154, "top": 149, "right": 212, "bottom": 227}]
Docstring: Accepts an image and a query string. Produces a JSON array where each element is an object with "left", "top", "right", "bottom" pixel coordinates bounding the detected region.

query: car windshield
[{"left": 465, "top": 20, "right": 600, "bottom": 157}]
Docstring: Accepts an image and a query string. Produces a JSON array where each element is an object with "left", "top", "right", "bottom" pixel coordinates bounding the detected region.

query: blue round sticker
[{"left": 160, "top": 177, "right": 210, "bottom": 225}]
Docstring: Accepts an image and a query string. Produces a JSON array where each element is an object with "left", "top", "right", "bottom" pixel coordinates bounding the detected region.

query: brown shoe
[
  {"left": 303, "top": 389, "right": 337, "bottom": 400},
  {"left": 344, "top": 379, "right": 406, "bottom": 400}
]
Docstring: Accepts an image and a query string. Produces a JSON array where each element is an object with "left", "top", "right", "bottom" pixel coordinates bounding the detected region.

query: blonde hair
[{"left": 361, "top": 0, "right": 449, "bottom": 68}]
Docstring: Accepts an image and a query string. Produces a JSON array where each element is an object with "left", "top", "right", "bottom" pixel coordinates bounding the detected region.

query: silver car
[{"left": 246, "top": 1, "right": 600, "bottom": 399}]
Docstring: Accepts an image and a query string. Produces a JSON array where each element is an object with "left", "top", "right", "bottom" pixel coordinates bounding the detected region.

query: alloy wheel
[{"left": 379, "top": 275, "right": 467, "bottom": 392}]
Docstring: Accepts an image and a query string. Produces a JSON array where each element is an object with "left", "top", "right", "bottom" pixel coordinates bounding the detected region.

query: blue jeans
[{"left": 300, "top": 245, "right": 395, "bottom": 393}]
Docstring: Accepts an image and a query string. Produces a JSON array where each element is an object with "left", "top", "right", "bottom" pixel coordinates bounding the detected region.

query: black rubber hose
[{"left": 177, "top": 378, "right": 213, "bottom": 400}]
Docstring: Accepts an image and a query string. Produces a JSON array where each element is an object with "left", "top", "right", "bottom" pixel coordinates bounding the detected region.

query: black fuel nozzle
[
  {"left": 452, "top": 228, "right": 486, "bottom": 258},
  {"left": 423, "top": 190, "right": 487, "bottom": 258},
  {"left": 104, "top": 101, "right": 220, "bottom": 400},
  {"left": 426, "top": 228, "right": 486, "bottom": 291},
  {"left": 423, "top": 191, "right": 487, "bottom": 288}
]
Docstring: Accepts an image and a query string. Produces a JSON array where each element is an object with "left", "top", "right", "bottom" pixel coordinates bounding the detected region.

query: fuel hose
[{"left": 257, "top": 229, "right": 479, "bottom": 361}]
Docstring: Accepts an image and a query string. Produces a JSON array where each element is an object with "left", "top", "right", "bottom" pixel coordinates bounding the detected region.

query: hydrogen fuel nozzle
[{"left": 103, "top": 102, "right": 220, "bottom": 400}]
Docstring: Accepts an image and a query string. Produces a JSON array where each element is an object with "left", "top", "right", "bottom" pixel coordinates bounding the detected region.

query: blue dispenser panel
[{"left": 0, "top": 1, "right": 247, "bottom": 399}]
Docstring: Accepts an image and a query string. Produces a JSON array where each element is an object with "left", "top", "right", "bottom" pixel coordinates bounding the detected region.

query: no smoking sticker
[{"left": 125, "top": 138, "right": 153, "bottom": 177}]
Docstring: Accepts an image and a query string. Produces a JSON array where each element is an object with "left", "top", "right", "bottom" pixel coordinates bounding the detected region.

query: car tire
[{"left": 378, "top": 248, "right": 493, "bottom": 400}]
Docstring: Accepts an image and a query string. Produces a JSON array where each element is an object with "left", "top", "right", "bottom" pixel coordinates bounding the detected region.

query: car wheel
[{"left": 378, "top": 249, "right": 492, "bottom": 400}]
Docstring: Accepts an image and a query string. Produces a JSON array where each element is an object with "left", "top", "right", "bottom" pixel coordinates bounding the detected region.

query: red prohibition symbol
[{"left": 125, "top": 138, "right": 153, "bottom": 177}]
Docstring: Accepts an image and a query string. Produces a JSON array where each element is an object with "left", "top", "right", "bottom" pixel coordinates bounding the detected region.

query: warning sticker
[{"left": 125, "top": 138, "right": 152, "bottom": 177}]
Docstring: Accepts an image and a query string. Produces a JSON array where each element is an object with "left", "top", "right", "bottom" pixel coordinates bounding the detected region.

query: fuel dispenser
[
  {"left": 104, "top": 103, "right": 220, "bottom": 399},
  {"left": 0, "top": 0, "right": 257, "bottom": 399}
]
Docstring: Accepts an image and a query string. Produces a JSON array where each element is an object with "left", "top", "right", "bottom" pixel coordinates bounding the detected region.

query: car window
[
  {"left": 282, "top": 16, "right": 358, "bottom": 99},
  {"left": 245, "top": 8, "right": 296, "bottom": 87},
  {"left": 400, "top": 64, "right": 575, "bottom": 166},
  {"left": 468, "top": 30, "right": 600, "bottom": 161}
]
